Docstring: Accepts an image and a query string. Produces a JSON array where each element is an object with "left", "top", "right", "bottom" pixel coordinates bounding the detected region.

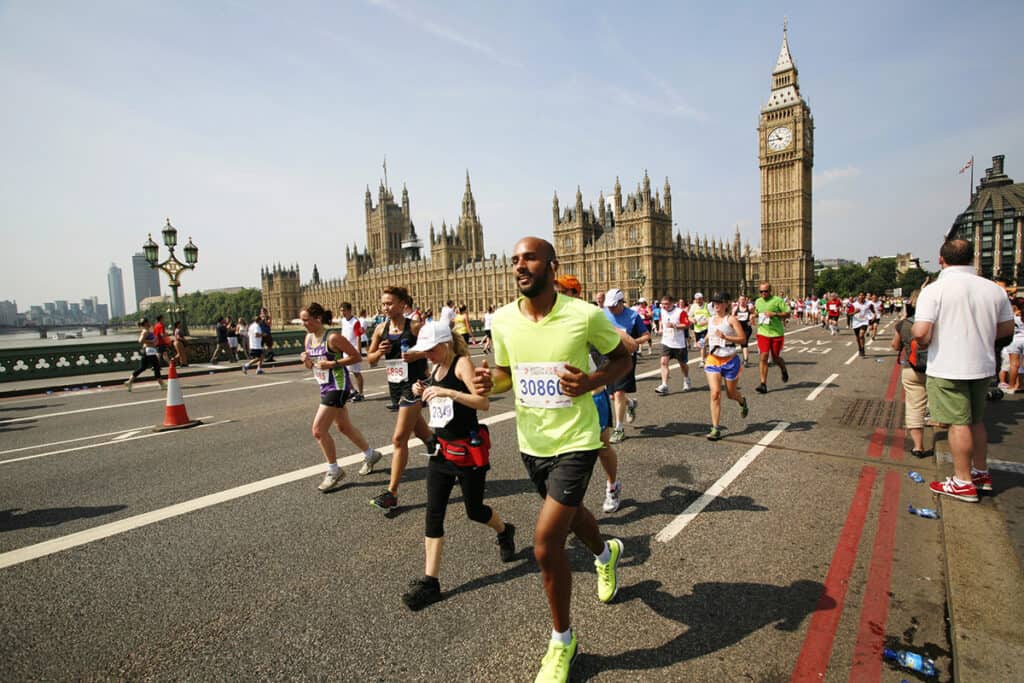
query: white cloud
[
  {"left": 816, "top": 166, "right": 862, "bottom": 188},
  {"left": 369, "top": 0, "right": 520, "bottom": 68}
]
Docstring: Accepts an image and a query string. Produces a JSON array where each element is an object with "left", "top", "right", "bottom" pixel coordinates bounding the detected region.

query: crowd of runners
[
  {"left": 277, "top": 233, "right": 934, "bottom": 683},
  {"left": 113, "top": 234, "right": 1021, "bottom": 681}
]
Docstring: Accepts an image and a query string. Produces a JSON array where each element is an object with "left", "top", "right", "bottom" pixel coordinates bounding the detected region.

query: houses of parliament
[{"left": 262, "top": 26, "right": 814, "bottom": 321}]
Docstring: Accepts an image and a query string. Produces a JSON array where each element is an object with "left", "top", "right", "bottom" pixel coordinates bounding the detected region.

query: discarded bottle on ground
[
  {"left": 907, "top": 471, "right": 924, "bottom": 483},
  {"left": 883, "top": 647, "right": 936, "bottom": 676},
  {"left": 907, "top": 504, "right": 940, "bottom": 519}
]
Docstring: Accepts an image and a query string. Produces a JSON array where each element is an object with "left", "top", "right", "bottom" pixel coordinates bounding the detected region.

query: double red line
[{"left": 792, "top": 361, "right": 906, "bottom": 680}]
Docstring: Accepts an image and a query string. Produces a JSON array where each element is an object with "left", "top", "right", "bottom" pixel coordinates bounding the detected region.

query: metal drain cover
[{"left": 830, "top": 398, "right": 905, "bottom": 430}]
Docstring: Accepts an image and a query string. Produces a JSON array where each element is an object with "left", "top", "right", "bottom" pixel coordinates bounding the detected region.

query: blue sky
[{"left": 2, "top": 0, "right": 1022, "bottom": 311}]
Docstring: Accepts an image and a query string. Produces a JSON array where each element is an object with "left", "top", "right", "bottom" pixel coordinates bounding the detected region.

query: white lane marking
[
  {"left": 846, "top": 342, "right": 853, "bottom": 347},
  {"left": 806, "top": 373, "right": 839, "bottom": 401},
  {"left": 0, "top": 425, "right": 156, "bottom": 455},
  {"left": 656, "top": 421, "right": 790, "bottom": 543},
  {"left": 0, "top": 409, "right": 518, "bottom": 569},
  {"left": 0, "top": 381, "right": 292, "bottom": 424},
  {"left": 844, "top": 351, "right": 861, "bottom": 365},
  {"left": 0, "top": 417, "right": 219, "bottom": 466}
]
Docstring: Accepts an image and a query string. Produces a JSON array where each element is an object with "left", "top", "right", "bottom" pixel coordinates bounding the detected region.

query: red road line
[
  {"left": 867, "top": 428, "right": 887, "bottom": 459},
  {"left": 883, "top": 362, "right": 900, "bottom": 402},
  {"left": 848, "top": 469, "right": 902, "bottom": 680},
  {"left": 791, "top": 465, "right": 879, "bottom": 681},
  {"left": 888, "top": 428, "right": 905, "bottom": 462}
]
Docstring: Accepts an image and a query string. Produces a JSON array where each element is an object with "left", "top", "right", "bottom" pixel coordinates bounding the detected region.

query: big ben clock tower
[{"left": 759, "top": 21, "right": 814, "bottom": 297}]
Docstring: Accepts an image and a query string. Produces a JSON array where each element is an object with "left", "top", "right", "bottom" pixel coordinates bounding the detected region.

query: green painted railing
[{"left": 0, "top": 331, "right": 308, "bottom": 383}]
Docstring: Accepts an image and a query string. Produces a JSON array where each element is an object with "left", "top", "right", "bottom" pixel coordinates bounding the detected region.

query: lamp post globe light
[{"left": 142, "top": 218, "right": 199, "bottom": 334}]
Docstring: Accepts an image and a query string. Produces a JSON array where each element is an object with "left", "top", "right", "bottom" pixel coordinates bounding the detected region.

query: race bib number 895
[{"left": 513, "top": 362, "right": 572, "bottom": 409}]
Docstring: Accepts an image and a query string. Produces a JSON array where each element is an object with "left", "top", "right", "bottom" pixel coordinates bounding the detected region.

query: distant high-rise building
[
  {"left": 95, "top": 303, "right": 109, "bottom": 323},
  {"left": 108, "top": 263, "right": 126, "bottom": 319},
  {"left": 0, "top": 300, "right": 17, "bottom": 326},
  {"left": 132, "top": 252, "right": 160, "bottom": 312}
]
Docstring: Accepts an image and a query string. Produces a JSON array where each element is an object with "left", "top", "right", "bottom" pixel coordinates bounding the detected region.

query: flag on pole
[{"left": 959, "top": 157, "right": 974, "bottom": 174}]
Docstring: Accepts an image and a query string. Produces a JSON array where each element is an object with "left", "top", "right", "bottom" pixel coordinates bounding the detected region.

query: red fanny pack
[{"left": 438, "top": 425, "right": 490, "bottom": 468}]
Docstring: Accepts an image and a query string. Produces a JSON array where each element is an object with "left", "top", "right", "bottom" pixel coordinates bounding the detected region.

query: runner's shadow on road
[
  {"left": 0, "top": 403, "right": 61, "bottom": 412},
  {"left": 0, "top": 420, "right": 36, "bottom": 433},
  {"left": 728, "top": 420, "right": 815, "bottom": 438},
  {"left": 633, "top": 422, "right": 716, "bottom": 439},
  {"left": 0, "top": 505, "right": 128, "bottom": 532},
  {"left": 600, "top": 484, "right": 768, "bottom": 527},
  {"left": 574, "top": 578, "right": 833, "bottom": 680},
  {"left": 444, "top": 534, "right": 653, "bottom": 601}
]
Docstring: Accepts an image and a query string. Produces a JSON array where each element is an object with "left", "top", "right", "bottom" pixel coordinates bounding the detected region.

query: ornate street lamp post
[
  {"left": 633, "top": 270, "right": 646, "bottom": 302},
  {"left": 143, "top": 218, "right": 199, "bottom": 334}
]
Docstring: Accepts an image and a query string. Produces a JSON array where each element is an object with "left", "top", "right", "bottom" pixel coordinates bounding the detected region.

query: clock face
[{"left": 767, "top": 126, "right": 793, "bottom": 152}]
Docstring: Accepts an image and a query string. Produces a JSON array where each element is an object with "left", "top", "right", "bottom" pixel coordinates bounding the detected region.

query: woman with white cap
[{"left": 402, "top": 321, "right": 516, "bottom": 610}]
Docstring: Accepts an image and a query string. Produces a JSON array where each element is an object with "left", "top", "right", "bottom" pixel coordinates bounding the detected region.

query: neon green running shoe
[
  {"left": 595, "top": 538, "right": 623, "bottom": 603},
  {"left": 534, "top": 633, "right": 578, "bottom": 683}
]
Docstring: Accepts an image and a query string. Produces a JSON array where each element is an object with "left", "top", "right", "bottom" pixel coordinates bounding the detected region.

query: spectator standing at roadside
[
  {"left": 913, "top": 239, "right": 1014, "bottom": 502},
  {"left": 891, "top": 290, "right": 931, "bottom": 457},
  {"left": 171, "top": 321, "right": 188, "bottom": 366},
  {"left": 226, "top": 317, "right": 243, "bottom": 361}
]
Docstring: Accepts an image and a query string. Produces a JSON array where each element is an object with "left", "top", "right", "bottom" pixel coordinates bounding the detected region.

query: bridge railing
[{"left": 0, "top": 331, "right": 308, "bottom": 383}]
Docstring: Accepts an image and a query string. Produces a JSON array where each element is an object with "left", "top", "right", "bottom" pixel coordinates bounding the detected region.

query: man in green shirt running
[
  {"left": 754, "top": 281, "right": 791, "bottom": 394},
  {"left": 475, "top": 236, "right": 632, "bottom": 683}
]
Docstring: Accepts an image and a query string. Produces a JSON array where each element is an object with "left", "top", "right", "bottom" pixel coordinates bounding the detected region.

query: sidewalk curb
[
  {"left": 0, "top": 358, "right": 304, "bottom": 399},
  {"left": 937, "top": 450, "right": 1024, "bottom": 681}
]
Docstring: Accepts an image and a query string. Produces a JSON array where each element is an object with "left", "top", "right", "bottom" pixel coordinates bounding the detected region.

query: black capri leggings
[
  {"left": 424, "top": 456, "right": 493, "bottom": 539},
  {"left": 131, "top": 354, "right": 162, "bottom": 380}
]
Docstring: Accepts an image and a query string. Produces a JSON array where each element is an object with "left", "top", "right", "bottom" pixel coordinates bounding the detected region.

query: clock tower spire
[{"left": 758, "top": 20, "right": 814, "bottom": 298}]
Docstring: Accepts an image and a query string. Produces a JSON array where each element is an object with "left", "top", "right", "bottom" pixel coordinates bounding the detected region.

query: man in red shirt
[
  {"left": 826, "top": 293, "right": 842, "bottom": 336},
  {"left": 152, "top": 314, "right": 170, "bottom": 363}
]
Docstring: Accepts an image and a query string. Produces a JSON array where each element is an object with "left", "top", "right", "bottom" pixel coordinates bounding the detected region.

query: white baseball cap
[
  {"left": 694, "top": 292, "right": 704, "bottom": 299},
  {"left": 410, "top": 321, "right": 453, "bottom": 352},
  {"left": 604, "top": 288, "right": 625, "bottom": 307}
]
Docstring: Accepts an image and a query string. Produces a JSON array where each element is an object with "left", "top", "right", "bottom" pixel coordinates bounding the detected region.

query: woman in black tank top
[
  {"left": 400, "top": 321, "right": 516, "bottom": 611},
  {"left": 366, "top": 286, "right": 436, "bottom": 511}
]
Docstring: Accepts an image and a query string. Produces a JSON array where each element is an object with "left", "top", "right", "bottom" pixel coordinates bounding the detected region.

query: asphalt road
[{"left": 0, "top": 320, "right": 959, "bottom": 681}]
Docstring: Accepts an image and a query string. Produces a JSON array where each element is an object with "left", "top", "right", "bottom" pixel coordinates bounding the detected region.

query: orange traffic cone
[{"left": 154, "top": 360, "right": 202, "bottom": 432}]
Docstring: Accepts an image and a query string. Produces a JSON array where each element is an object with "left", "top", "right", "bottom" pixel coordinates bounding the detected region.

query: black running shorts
[{"left": 520, "top": 450, "right": 598, "bottom": 507}]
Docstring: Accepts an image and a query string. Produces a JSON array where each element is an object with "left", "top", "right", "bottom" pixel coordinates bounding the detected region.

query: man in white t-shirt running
[
  {"left": 851, "top": 292, "right": 873, "bottom": 358},
  {"left": 655, "top": 295, "right": 692, "bottom": 394},
  {"left": 339, "top": 302, "right": 365, "bottom": 400},
  {"left": 242, "top": 317, "right": 265, "bottom": 375},
  {"left": 913, "top": 239, "right": 1014, "bottom": 503}
]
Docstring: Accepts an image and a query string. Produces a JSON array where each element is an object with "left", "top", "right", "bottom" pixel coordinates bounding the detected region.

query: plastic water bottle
[
  {"left": 469, "top": 429, "right": 483, "bottom": 447},
  {"left": 908, "top": 504, "right": 940, "bottom": 519},
  {"left": 907, "top": 471, "right": 924, "bottom": 483},
  {"left": 400, "top": 340, "right": 409, "bottom": 354},
  {"left": 883, "top": 647, "right": 936, "bottom": 676}
]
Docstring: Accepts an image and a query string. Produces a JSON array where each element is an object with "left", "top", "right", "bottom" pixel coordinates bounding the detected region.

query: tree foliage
[
  {"left": 813, "top": 258, "right": 935, "bottom": 297},
  {"left": 111, "top": 288, "right": 264, "bottom": 326}
]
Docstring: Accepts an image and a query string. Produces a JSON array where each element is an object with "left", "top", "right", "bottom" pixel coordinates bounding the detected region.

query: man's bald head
[{"left": 514, "top": 236, "right": 557, "bottom": 263}]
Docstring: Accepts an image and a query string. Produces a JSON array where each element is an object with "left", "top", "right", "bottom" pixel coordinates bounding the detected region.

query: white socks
[{"left": 551, "top": 628, "right": 572, "bottom": 645}]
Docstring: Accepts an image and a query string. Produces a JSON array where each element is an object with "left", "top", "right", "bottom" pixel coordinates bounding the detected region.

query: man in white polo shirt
[{"left": 913, "top": 239, "right": 1014, "bottom": 502}]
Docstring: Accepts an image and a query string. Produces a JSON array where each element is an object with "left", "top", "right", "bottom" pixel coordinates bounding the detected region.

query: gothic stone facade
[
  {"left": 262, "top": 27, "right": 814, "bottom": 320},
  {"left": 552, "top": 173, "right": 755, "bottom": 303}
]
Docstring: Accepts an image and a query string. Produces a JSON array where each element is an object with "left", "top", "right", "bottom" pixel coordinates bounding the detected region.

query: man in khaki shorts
[{"left": 913, "top": 239, "right": 1013, "bottom": 502}]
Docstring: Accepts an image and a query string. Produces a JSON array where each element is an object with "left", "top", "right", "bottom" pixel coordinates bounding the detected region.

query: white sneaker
[
  {"left": 654, "top": 384, "right": 669, "bottom": 395},
  {"left": 358, "top": 449, "right": 383, "bottom": 475},
  {"left": 318, "top": 469, "right": 345, "bottom": 492},
  {"left": 124, "top": 377, "right": 133, "bottom": 392},
  {"left": 602, "top": 482, "right": 622, "bottom": 513},
  {"left": 683, "top": 377, "right": 693, "bottom": 392},
  {"left": 625, "top": 398, "right": 637, "bottom": 424}
]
